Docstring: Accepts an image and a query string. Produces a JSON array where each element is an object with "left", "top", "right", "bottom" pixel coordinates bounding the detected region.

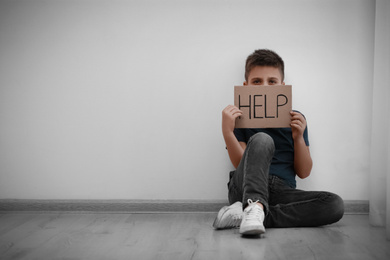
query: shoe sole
[
  {"left": 240, "top": 225, "right": 266, "bottom": 235},
  {"left": 213, "top": 202, "right": 242, "bottom": 229}
]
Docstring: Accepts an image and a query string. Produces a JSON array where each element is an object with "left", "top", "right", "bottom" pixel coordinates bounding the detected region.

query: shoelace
[{"left": 245, "top": 199, "right": 263, "bottom": 221}]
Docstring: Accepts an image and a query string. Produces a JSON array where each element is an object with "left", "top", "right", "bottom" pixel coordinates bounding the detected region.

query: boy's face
[{"left": 244, "top": 66, "right": 285, "bottom": 86}]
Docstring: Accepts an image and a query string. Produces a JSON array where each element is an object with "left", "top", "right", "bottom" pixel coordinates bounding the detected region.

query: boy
[{"left": 213, "top": 49, "right": 344, "bottom": 236}]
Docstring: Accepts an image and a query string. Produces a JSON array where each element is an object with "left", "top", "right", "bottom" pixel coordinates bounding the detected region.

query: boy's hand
[
  {"left": 290, "top": 111, "right": 306, "bottom": 140},
  {"left": 222, "top": 105, "right": 242, "bottom": 135}
]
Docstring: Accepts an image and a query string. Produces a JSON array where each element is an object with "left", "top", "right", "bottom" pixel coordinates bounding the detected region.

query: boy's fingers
[
  {"left": 228, "top": 106, "right": 238, "bottom": 113},
  {"left": 290, "top": 111, "right": 304, "bottom": 118},
  {"left": 291, "top": 123, "right": 304, "bottom": 132},
  {"left": 291, "top": 115, "right": 306, "bottom": 127},
  {"left": 224, "top": 105, "right": 240, "bottom": 115},
  {"left": 291, "top": 119, "right": 303, "bottom": 126},
  {"left": 233, "top": 112, "right": 243, "bottom": 119},
  {"left": 231, "top": 107, "right": 243, "bottom": 114},
  {"left": 292, "top": 122, "right": 304, "bottom": 129},
  {"left": 232, "top": 110, "right": 243, "bottom": 116},
  {"left": 291, "top": 114, "right": 303, "bottom": 120},
  {"left": 225, "top": 105, "right": 236, "bottom": 111}
]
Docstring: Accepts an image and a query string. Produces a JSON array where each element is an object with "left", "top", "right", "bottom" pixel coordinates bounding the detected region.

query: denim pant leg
[
  {"left": 264, "top": 176, "right": 345, "bottom": 228},
  {"left": 228, "top": 132, "right": 275, "bottom": 213}
]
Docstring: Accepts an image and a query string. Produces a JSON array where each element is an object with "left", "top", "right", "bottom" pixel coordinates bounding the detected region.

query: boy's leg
[
  {"left": 264, "top": 176, "right": 344, "bottom": 228},
  {"left": 216, "top": 133, "right": 274, "bottom": 231},
  {"left": 227, "top": 133, "right": 275, "bottom": 235},
  {"left": 228, "top": 132, "right": 275, "bottom": 213}
]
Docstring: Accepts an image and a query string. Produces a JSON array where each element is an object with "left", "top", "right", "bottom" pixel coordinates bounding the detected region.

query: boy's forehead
[{"left": 248, "top": 66, "right": 282, "bottom": 79}]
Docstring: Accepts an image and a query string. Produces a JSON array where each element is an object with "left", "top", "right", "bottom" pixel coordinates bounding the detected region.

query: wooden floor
[{"left": 0, "top": 213, "right": 389, "bottom": 260}]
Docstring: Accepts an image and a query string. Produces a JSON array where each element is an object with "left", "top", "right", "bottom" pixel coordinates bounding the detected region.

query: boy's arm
[
  {"left": 291, "top": 111, "right": 313, "bottom": 179},
  {"left": 222, "top": 105, "right": 246, "bottom": 168}
]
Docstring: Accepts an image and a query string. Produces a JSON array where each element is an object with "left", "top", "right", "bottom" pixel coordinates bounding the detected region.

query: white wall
[
  {"left": 369, "top": 0, "right": 390, "bottom": 228},
  {"left": 0, "top": 0, "right": 375, "bottom": 200}
]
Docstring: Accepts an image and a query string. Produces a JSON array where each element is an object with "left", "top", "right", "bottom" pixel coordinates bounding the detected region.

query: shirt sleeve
[
  {"left": 303, "top": 126, "right": 310, "bottom": 146},
  {"left": 233, "top": 128, "right": 246, "bottom": 143},
  {"left": 295, "top": 110, "right": 310, "bottom": 146}
]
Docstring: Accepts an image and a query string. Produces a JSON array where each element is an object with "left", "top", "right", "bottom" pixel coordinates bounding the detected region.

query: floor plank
[{"left": 0, "top": 213, "right": 389, "bottom": 260}]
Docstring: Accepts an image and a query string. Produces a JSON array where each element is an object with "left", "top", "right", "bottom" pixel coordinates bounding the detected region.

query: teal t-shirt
[{"left": 233, "top": 115, "right": 309, "bottom": 188}]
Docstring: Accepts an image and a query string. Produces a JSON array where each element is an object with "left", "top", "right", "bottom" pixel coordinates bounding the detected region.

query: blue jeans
[{"left": 227, "top": 132, "right": 344, "bottom": 228}]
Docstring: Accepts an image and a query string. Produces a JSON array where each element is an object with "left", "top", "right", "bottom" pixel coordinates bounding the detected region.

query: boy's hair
[{"left": 245, "top": 49, "right": 285, "bottom": 82}]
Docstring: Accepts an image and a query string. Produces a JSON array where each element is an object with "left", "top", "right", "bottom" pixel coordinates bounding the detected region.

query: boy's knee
[
  {"left": 247, "top": 132, "right": 275, "bottom": 154},
  {"left": 327, "top": 193, "right": 344, "bottom": 224},
  {"left": 333, "top": 194, "right": 344, "bottom": 218}
]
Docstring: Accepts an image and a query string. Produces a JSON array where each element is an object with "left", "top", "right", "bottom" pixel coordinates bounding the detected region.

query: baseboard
[
  {"left": 0, "top": 199, "right": 228, "bottom": 213},
  {"left": 343, "top": 200, "right": 369, "bottom": 215},
  {"left": 0, "top": 199, "right": 368, "bottom": 214}
]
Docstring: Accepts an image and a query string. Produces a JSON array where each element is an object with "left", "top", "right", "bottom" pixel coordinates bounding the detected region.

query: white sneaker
[
  {"left": 213, "top": 201, "right": 243, "bottom": 229},
  {"left": 239, "top": 199, "right": 266, "bottom": 235}
]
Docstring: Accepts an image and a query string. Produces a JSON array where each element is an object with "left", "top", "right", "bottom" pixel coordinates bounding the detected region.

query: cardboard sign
[{"left": 234, "top": 85, "right": 292, "bottom": 128}]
